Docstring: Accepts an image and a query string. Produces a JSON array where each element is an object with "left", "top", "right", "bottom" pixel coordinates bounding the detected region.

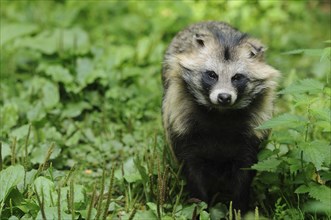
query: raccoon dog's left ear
[{"left": 246, "top": 38, "right": 266, "bottom": 59}]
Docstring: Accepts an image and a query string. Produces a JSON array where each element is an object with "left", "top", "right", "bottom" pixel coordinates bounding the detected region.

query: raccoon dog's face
[{"left": 176, "top": 29, "right": 277, "bottom": 110}]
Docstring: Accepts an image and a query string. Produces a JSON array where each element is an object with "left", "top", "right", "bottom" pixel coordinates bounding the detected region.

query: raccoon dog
[{"left": 162, "top": 21, "right": 279, "bottom": 212}]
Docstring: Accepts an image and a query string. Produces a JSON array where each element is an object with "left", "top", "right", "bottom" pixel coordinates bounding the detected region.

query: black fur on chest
[{"left": 170, "top": 105, "right": 261, "bottom": 212}]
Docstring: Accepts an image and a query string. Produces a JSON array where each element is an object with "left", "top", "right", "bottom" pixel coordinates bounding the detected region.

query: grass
[{"left": 0, "top": 1, "right": 330, "bottom": 219}]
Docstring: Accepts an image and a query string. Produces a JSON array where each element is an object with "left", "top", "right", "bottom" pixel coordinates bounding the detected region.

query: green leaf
[
  {"left": 279, "top": 79, "right": 324, "bottom": 95},
  {"left": 27, "top": 102, "right": 46, "bottom": 122},
  {"left": 42, "top": 81, "right": 59, "bottom": 109},
  {"left": 0, "top": 142, "right": 11, "bottom": 160},
  {"left": 30, "top": 143, "right": 61, "bottom": 164},
  {"left": 307, "top": 184, "right": 331, "bottom": 205},
  {"left": 16, "top": 31, "right": 57, "bottom": 54},
  {"left": 200, "top": 210, "right": 210, "bottom": 220},
  {"left": 136, "top": 37, "right": 151, "bottom": 63},
  {"left": 11, "top": 124, "right": 30, "bottom": 140},
  {"left": 300, "top": 141, "right": 330, "bottom": 170},
  {"left": 320, "top": 47, "right": 331, "bottom": 62},
  {"left": 61, "top": 184, "right": 85, "bottom": 207},
  {"left": 295, "top": 185, "right": 310, "bottom": 194},
  {"left": 133, "top": 209, "right": 157, "bottom": 220},
  {"left": 209, "top": 203, "right": 227, "bottom": 220},
  {"left": 0, "top": 23, "right": 38, "bottom": 46},
  {"left": 284, "top": 158, "right": 302, "bottom": 174},
  {"left": 252, "top": 157, "right": 282, "bottom": 172},
  {"left": 61, "top": 102, "right": 91, "bottom": 118},
  {"left": 122, "top": 158, "right": 142, "bottom": 183},
  {"left": 15, "top": 28, "right": 90, "bottom": 55},
  {"left": 44, "top": 65, "right": 73, "bottom": 84},
  {"left": 146, "top": 202, "right": 158, "bottom": 218},
  {"left": 304, "top": 200, "right": 331, "bottom": 215},
  {"left": 311, "top": 108, "right": 331, "bottom": 122},
  {"left": 0, "top": 165, "right": 25, "bottom": 203},
  {"left": 181, "top": 203, "right": 197, "bottom": 219},
  {"left": 284, "top": 49, "right": 324, "bottom": 57},
  {"left": 65, "top": 131, "right": 81, "bottom": 146},
  {"left": 36, "top": 207, "right": 71, "bottom": 220},
  {"left": 76, "top": 58, "right": 94, "bottom": 86},
  {"left": 34, "top": 177, "right": 56, "bottom": 207},
  {"left": 0, "top": 103, "right": 19, "bottom": 131},
  {"left": 257, "top": 113, "right": 307, "bottom": 130}
]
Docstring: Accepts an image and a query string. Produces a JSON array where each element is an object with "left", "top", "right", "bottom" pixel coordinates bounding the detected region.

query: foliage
[{"left": 0, "top": 0, "right": 330, "bottom": 219}]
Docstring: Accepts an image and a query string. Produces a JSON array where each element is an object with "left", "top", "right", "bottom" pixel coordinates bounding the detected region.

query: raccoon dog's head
[{"left": 167, "top": 22, "right": 279, "bottom": 110}]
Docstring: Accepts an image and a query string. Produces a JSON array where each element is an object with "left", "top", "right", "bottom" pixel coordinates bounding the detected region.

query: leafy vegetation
[{"left": 0, "top": 1, "right": 330, "bottom": 219}]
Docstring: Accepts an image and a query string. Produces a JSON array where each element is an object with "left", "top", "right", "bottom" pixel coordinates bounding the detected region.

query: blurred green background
[{"left": 0, "top": 1, "right": 330, "bottom": 219}]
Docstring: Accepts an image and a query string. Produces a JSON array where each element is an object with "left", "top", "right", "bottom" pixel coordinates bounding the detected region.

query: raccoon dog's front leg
[
  {"left": 232, "top": 167, "right": 255, "bottom": 212},
  {"left": 231, "top": 152, "right": 258, "bottom": 212},
  {"left": 182, "top": 160, "right": 209, "bottom": 202}
]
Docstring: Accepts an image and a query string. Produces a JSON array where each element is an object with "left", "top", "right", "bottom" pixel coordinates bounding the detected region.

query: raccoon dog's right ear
[{"left": 193, "top": 33, "right": 207, "bottom": 47}]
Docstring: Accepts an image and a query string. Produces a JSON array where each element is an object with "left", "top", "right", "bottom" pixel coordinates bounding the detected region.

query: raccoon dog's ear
[
  {"left": 247, "top": 38, "right": 266, "bottom": 59},
  {"left": 193, "top": 33, "right": 207, "bottom": 47}
]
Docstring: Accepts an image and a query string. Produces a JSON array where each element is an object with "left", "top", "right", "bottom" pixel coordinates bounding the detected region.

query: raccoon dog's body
[{"left": 162, "top": 21, "right": 279, "bottom": 212}]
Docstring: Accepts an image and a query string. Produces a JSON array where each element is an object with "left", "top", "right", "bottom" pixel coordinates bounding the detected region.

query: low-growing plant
[
  {"left": 0, "top": 1, "right": 330, "bottom": 219},
  {"left": 252, "top": 43, "right": 331, "bottom": 219}
]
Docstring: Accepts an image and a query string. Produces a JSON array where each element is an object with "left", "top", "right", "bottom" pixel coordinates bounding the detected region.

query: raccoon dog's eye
[
  {"left": 232, "top": 73, "right": 246, "bottom": 82},
  {"left": 206, "top": 71, "right": 218, "bottom": 80}
]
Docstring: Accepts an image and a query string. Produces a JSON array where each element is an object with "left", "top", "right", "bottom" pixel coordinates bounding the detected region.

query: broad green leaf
[
  {"left": 181, "top": 203, "right": 197, "bottom": 219},
  {"left": 300, "top": 141, "right": 330, "bottom": 170},
  {"left": 15, "top": 31, "right": 57, "bottom": 54},
  {"left": 284, "top": 49, "right": 323, "bottom": 57},
  {"left": 133, "top": 210, "right": 157, "bottom": 220},
  {"left": 36, "top": 207, "right": 71, "bottom": 220},
  {"left": 136, "top": 37, "right": 151, "bottom": 63},
  {"left": 200, "top": 210, "right": 210, "bottom": 220},
  {"left": 14, "top": 28, "right": 90, "bottom": 55},
  {"left": 122, "top": 158, "right": 142, "bottom": 183},
  {"left": 304, "top": 200, "right": 331, "bottom": 215},
  {"left": 320, "top": 47, "right": 331, "bottom": 62},
  {"left": 257, "top": 114, "right": 307, "bottom": 130},
  {"left": 0, "top": 103, "right": 18, "bottom": 131},
  {"left": 146, "top": 202, "right": 158, "bottom": 218},
  {"left": 80, "top": 208, "right": 97, "bottom": 220},
  {"left": 307, "top": 184, "right": 331, "bottom": 205},
  {"left": 34, "top": 177, "right": 56, "bottom": 207},
  {"left": 44, "top": 65, "right": 73, "bottom": 84},
  {"left": 252, "top": 157, "right": 282, "bottom": 172},
  {"left": 0, "top": 142, "right": 11, "bottom": 160},
  {"left": 279, "top": 79, "right": 324, "bottom": 95},
  {"left": 42, "top": 81, "right": 59, "bottom": 109},
  {"left": 0, "top": 165, "right": 25, "bottom": 202},
  {"left": 311, "top": 108, "right": 331, "bottom": 122},
  {"left": 65, "top": 131, "right": 81, "bottom": 146},
  {"left": 11, "top": 124, "right": 30, "bottom": 140},
  {"left": 209, "top": 203, "right": 227, "bottom": 220},
  {"left": 30, "top": 143, "right": 61, "bottom": 164},
  {"left": 315, "top": 121, "right": 331, "bottom": 132},
  {"left": 60, "top": 27, "right": 90, "bottom": 54},
  {"left": 284, "top": 158, "right": 302, "bottom": 174},
  {"left": 61, "top": 184, "right": 85, "bottom": 207},
  {"left": 61, "top": 101, "right": 91, "bottom": 118},
  {"left": 76, "top": 58, "right": 94, "bottom": 86},
  {"left": 27, "top": 102, "right": 46, "bottom": 122},
  {"left": 0, "top": 23, "right": 38, "bottom": 46},
  {"left": 295, "top": 185, "right": 310, "bottom": 194}
]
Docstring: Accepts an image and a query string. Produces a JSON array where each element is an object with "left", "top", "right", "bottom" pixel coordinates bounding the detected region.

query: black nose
[{"left": 218, "top": 93, "right": 231, "bottom": 105}]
